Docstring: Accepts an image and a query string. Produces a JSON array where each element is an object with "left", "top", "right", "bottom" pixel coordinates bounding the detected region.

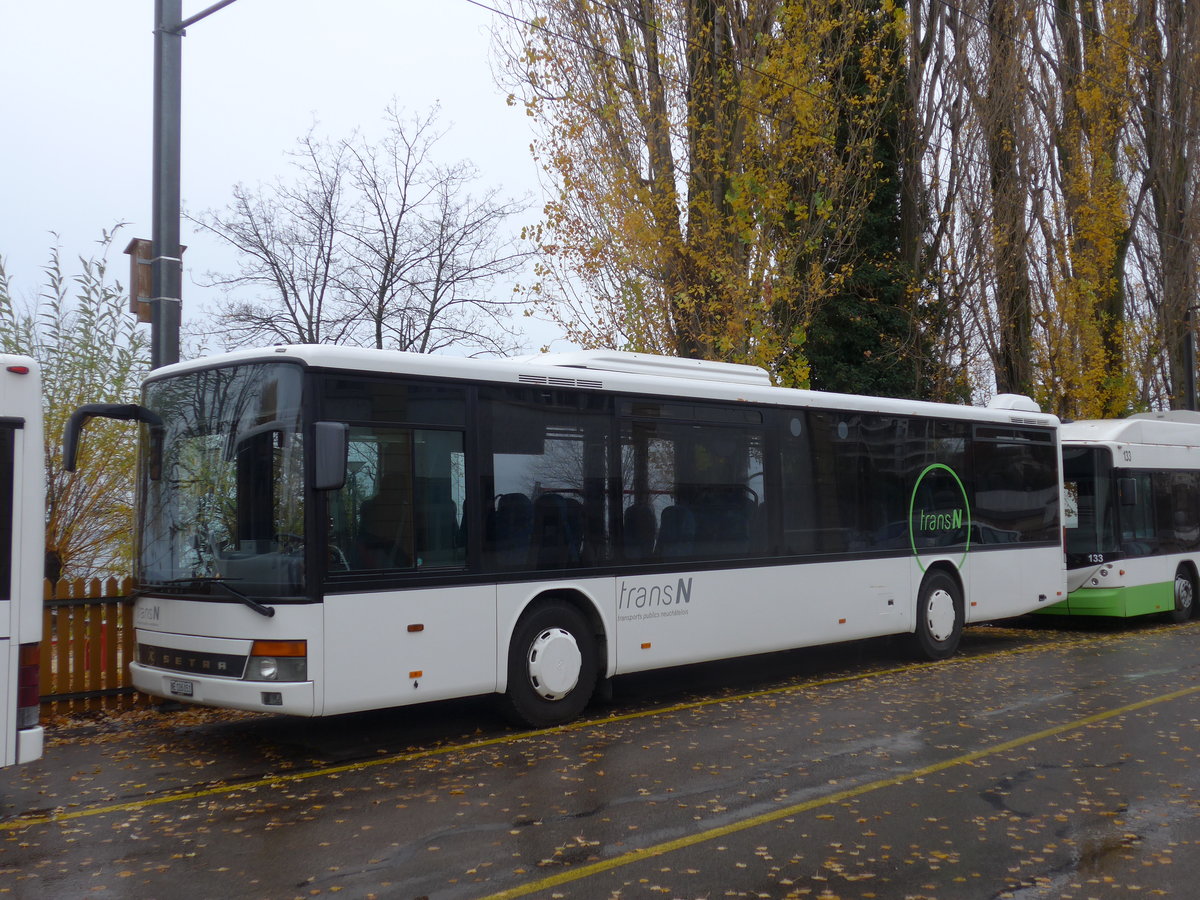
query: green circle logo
[{"left": 908, "top": 463, "right": 971, "bottom": 572}]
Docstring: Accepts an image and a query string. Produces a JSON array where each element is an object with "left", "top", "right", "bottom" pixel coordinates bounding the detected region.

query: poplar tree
[{"left": 496, "top": 0, "right": 906, "bottom": 387}]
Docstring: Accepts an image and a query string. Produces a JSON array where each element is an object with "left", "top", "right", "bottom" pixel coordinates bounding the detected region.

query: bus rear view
[{"left": 1, "top": 356, "right": 45, "bottom": 767}]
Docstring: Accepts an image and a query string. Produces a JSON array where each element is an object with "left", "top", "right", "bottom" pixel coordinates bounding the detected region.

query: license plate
[{"left": 168, "top": 678, "right": 195, "bottom": 697}]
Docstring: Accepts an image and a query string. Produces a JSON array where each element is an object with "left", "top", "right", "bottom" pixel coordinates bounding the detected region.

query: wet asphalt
[{"left": 3, "top": 614, "right": 1200, "bottom": 899}]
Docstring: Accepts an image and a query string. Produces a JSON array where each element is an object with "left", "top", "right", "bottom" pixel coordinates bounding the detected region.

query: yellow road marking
[
  {"left": 482, "top": 681, "right": 1200, "bottom": 899},
  {"left": 1, "top": 622, "right": 1185, "bottom": 831}
]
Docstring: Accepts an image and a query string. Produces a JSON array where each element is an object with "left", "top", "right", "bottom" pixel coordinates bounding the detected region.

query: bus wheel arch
[
  {"left": 1170, "top": 563, "right": 1197, "bottom": 624},
  {"left": 500, "top": 591, "right": 605, "bottom": 728},
  {"left": 911, "top": 564, "right": 964, "bottom": 660}
]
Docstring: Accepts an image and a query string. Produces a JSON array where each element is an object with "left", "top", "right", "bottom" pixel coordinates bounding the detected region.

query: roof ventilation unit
[{"left": 522, "top": 350, "right": 773, "bottom": 386}]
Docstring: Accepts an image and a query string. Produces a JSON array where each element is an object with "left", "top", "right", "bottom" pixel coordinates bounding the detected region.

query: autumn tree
[
  {"left": 193, "top": 105, "right": 531, "bottom": 356},
  {"left": 905, "top": 0, "right": 1141, "bottom": 411},
  {"left": 1133, "top": 0, "right": 1200, "bottom": 409},
  {"left": 0, "top": 232, "right": 149, "bottom": 580},
  {"left": 974, "top": 0, "right": 1038, "bottom": 399},
  {"left": 901, "top": 0, "right": 982, "bottom": 402},
  {"left": 1028, "top": 0, "right": 1137, "bottom": 419},
  {"left": 496, "top": 0, "right": 907, "bottom": 387},
  {"left": 802, "top": 0, "right": 938, "bottom": 399}
]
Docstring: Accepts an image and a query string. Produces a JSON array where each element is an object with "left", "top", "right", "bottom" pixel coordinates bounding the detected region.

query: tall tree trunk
[
  {"left": 984, "top": 0, "right": 1034, "bottom": 396},
  {"left": 1142, "top": 0, "right": 1199, "bottom": 408}
]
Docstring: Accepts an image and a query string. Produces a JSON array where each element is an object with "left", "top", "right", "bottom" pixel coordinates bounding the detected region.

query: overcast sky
[{"left": 0, "top": 0, "right": 560, "bottom": 351}]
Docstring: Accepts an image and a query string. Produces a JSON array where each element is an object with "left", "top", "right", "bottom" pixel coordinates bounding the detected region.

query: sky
[{"left": 0, "top": 0, "right": 561, "bottom": 352}]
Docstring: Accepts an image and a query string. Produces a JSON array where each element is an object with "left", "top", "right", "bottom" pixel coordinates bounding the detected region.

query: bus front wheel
[
  {"left": 911, "top": 570, "right": 963, "bottom": 661},
  {"left": 1169, "top": 566, "right": 1195, "bottom": 624},
  {"left": 502, "top": 601, "right": 598, "bottom": 728}
]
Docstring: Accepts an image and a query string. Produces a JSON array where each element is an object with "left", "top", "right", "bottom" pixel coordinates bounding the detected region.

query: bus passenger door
[{"left": 321, "top": 424, "right": 495, "bottom": 715}]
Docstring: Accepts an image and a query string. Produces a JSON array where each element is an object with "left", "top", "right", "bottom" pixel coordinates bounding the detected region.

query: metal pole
[
  {"left": 1186, "top": 307, "right": 1197, "bottom": 412},
  {"left": 151, "top": 0, "right": 183, "bottom": 369}
]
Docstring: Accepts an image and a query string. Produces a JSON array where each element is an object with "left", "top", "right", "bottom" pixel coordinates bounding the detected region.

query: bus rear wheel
[
  {"left": 1169, "top": 567, "right": 1195, "bottom": 624},
  {"left": 502, "top": 601, "right": 598, "bottom": 728},
  {"left": 911, "top": 570, "right": 963, "bottom": 660}
]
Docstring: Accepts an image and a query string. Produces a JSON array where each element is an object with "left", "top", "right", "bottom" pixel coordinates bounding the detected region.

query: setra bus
[
  {"left": 66, "top": 346, "right": 1065, "bottom": 726},
  {"left": 1, "top": 355, "right": 44, "bottom": 766},
  {"left": 1052, "top": 411, "right": 1200, "bottom": 622}
]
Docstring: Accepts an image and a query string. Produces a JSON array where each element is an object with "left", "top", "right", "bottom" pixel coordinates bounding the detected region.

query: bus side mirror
[
  {"left": 64, "top": 403, "right": 163, "bottom": 479},
  {"left": 1117, "top": 476, "right": 1138, "bottom": 507},
  {"left": 314, "top": 422, "right": 348, "bottom": 491}
]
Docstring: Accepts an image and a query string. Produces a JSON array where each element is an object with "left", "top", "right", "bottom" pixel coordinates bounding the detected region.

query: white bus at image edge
[{"left": 1, "top": 355, "right": 45, "bottom": 766}]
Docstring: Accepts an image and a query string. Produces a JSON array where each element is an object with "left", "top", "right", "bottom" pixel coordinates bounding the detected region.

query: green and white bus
[
  {"left": 1054, "top": 412, "right": 1200, "bottom": 622},
  {"left": 1, "top": 355, "right": 44, "bottom": 767},
  {"left": 67, "top": 347, "right": 1064, "bottom": 726}
]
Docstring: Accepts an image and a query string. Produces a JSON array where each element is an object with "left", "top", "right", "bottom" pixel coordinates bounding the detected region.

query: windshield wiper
[{"left": 159, "top": 577, "right": 276, "bottom": 618}]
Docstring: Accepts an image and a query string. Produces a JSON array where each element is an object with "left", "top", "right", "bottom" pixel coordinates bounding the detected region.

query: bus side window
[
  {"left": 482, "top": 388, "right": 612, "bottom": 572},
  {"left": 780, "top": 413, "right": 817, "bottom": 555},
  {"left": 972, "top": 430, "right": 1060, "bottom": 544},
  {"left": 621, "top": 417, "right": 767, "bottom": 562},
  {"left": 327, "top": 426, "right": 466, "bottom": 575},
  {"left": 1171, "top": 472, "right": 1200, "bottom": 551},
  {"left": 1119, "top": 473, "right": 1155, "bottom": 550}
]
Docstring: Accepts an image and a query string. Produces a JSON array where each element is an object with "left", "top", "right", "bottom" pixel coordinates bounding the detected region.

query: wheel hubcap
[
  {"left": 926, "top": 589, "right": 956, "bottom": 642},
  {"left": 1177, "top": 575, "right": 1193, "bottom": 612},
  {"left": 526, "top": 627, "right": 582, "bottom": 700}
]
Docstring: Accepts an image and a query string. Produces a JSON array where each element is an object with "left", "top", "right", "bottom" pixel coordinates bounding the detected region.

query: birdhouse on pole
[{"left": 124, "top": 238, "right": 184, "bottom": 325}]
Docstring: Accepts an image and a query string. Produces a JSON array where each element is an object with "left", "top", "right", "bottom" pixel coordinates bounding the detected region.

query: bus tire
[
  {"left": 911, "top": 569, "right": 963, "bottom": 660},
  {"left": 1169, "top": 566, "right": 1195, "bottom": 624},
  {"left": 501, "top": 601, "right": 598, "bottom": 728}
]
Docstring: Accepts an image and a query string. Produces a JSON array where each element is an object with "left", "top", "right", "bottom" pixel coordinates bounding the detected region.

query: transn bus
[
  {"left": 66, "top": 346, "right": 1064, "bottom": 727},
  {"left": 1051, "top": 412, "right": 1200, "bottom": 623}
]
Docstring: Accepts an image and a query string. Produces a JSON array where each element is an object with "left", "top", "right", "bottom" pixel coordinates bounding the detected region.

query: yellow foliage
[
  {"left": 1038, "top": 0, "right": 1136, "bottom": 419},
  {"left": 497, "top": 0, "right": 906, "bottom": 382}
]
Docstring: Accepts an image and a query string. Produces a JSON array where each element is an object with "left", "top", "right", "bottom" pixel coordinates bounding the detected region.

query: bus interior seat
[
  {"left": 487, "top": 492, "right": 533, "bottom": 567},
  {"left": 623, "top": 503, "right": 657, "bottom": 561},
  {"left": 530, "top": 492, "right": 581, "bottom": 568},
  {"left": 356, "top": 477, "right": 411, "bottom": 569},
  {"left": 656, "top": 504, "right": 696, "bottom": 558},
  {"left": 415, "top": 479, "right": 461, "bottom": 566}
]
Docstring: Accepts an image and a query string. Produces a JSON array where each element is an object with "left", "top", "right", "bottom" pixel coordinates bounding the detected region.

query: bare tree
[
  {"left": 193, "top": 105, "right": 531, "bottom": 355},
  {"left": 338, "top": 106, "right": 531, "bottom": 354},
  {"left": 193, "top": 133, "right": 358, "bottom": 346}
]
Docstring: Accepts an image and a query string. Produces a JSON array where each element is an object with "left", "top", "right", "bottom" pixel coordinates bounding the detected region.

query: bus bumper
[
  {"left": 17, "top": 725, "right": 43, "bottom": 765},
  {"left": 1037, "top": 584, "right": 1170, "bottom": 618},
  {"left": 130, "top": 662, "right": 316, "bottom": 715}
]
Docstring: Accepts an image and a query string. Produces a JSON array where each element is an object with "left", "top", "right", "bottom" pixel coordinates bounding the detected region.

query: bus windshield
[
  {"left": 1062, "top": 445, "right": 1119, "bottom": 567},
  {"left": 139, "top": 362, "right": 307, "bottom": 598}
]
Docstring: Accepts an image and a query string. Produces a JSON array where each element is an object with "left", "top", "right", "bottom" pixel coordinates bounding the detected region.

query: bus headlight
[{"left": 245, "top": 640, "right": 307, "bottom": 682}]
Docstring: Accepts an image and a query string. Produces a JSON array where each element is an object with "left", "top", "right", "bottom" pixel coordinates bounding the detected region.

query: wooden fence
[{"left": 40, "top": 577, "right": 147, "bottom": 714}]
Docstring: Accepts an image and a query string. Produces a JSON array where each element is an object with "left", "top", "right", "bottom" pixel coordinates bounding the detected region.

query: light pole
[
  {"left": 1185, "top": 306, "right": 1198, "bottom": 412},
  {"left": 149, "top": 0, "right": 239, "bottom": 369}
]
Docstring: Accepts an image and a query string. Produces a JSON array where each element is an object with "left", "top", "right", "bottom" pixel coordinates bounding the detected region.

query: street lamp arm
[{"left": 166, "top": 0, "right": 240, "bottom": 34}]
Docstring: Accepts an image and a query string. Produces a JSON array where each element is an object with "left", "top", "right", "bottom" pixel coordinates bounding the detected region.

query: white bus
[
  {"left": 1052, "top": 412, "right": 1200, "bottom": 622},
  {"left": 1, "top": 355, "right": 45, "bottom": 766},
  {"left": 66, "top": 347, "right": 1064, "bottom": 726}
]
